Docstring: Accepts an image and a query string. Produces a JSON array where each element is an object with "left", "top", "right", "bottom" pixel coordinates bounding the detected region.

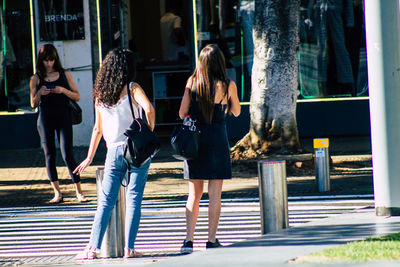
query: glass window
[
  {"left": 0, "top": 0, "right": 34, "bottom": 112},
  {"left": 128, "top": 0, "right": 192, "bottom": 64},
  {"left": 299, "top": 0, "right": 367, "bottom": 98},
  {"left": 194, "top": 0, "right": 249, "bottom": 101},
  {"left": 193, "top": 0, "right": 368, "bottom": 101},
  {"left": 98, "top": 0, "right": 122, "bottom": 59}
]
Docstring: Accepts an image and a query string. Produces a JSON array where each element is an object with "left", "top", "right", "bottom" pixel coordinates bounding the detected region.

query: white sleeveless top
[{"left": 98, "top": 93, "right": 140, "bottom": 148}]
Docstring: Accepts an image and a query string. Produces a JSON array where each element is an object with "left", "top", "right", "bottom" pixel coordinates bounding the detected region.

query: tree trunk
[{"left": 232, "top": 0, "right": 301, "bottom": 160}]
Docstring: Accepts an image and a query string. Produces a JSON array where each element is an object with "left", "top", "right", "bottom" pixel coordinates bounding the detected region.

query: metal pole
[
  {"left": 96, "top": 167, "right": 126, "bottom": 258},
  {"left": 364, "top": 0, "right": 400, "bottom": 216},
  {"left": 314, "top": 138, "right": 330, "bottom": 192},
  {"left": 257, "top": 159, "right": 288, "bottom": 234}
]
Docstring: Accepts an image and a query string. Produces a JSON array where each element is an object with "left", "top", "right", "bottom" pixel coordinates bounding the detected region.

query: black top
[
  {"left": 38, "top": 71, "right": 72, "bottom": 127},
  {"left": 183, "top": 88, "right": 232, "bottom": 180}
]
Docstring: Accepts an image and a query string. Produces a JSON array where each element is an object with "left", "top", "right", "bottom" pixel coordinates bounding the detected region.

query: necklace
[{"left": 45, "top": 71, "right": 59, "bottom": 82}]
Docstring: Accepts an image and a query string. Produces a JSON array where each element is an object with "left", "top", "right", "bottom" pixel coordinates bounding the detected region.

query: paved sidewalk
[
  {"left": 48, "top": 208, "right": 400, "bottom": 267},
  {"left": 149, "top": 208, "right": 400, "bottom": 267},
  {"left": 0, "top": 135, "right": 380, "bottom": 266},
  {"left": 0, "top": 135, "right": 373, "bottom": 206}
]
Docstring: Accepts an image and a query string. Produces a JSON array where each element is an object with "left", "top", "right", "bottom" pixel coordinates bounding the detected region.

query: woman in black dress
[
  {"left": 178, "top": 44, "right": 241, "bottom": 254},
  {"left": 30, "top": 44, "right": 86, "bottom": 204}
]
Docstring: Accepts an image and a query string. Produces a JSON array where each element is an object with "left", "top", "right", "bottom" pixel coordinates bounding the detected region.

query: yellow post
[{"left": 313, "top": 138, "right": 330, "bottom": 192}]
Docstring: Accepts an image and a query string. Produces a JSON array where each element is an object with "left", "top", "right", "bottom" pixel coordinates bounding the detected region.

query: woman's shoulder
[
  {"left": 31, "top": 73, "right": 40, "bottom": 80},
  {"left": 130, "top": 81, "right": 141, "bottom": 88},
  {"left": 30, "top": 73, "right": 41, "bottom": 84},
  {"left": 129, "top": 82, "right": 143, "bottom": 92},
  {"left": 228, "top": 79, "right": 237, "bottom": 90},
  {"left": 63, "top": 69, "right": 72, "bottom": 79},
  {"left": 186, "top": 76, "right": 194, "bottom": 89}
]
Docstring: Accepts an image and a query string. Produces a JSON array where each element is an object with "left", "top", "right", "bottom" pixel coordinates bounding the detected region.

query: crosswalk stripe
[{"left": 0, "top": 196, "right": 373, "bottom": 258}]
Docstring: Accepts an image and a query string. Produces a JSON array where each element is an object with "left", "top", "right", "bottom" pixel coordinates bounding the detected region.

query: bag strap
[
  {"left": 127, "top": 82, "right": 143, "bottom": 120},
  {"left": 125, "top": 82, "right": 144, "bottom": 183}
]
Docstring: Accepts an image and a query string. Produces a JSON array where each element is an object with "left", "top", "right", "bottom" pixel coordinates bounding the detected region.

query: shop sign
[{"left": 39, "top": 0, "right": 85, "bottom": 41}]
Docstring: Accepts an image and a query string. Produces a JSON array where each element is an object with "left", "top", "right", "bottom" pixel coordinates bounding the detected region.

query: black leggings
[{"left": 37, "top": 117, "right": 80, "bottom": 183}]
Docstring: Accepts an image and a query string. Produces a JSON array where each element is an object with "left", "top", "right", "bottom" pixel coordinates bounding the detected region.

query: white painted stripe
[{"left": 0, "top": 196, "right": 374, "bottom": 259}]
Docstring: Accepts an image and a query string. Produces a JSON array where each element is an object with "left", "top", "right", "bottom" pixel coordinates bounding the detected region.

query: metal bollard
[
  {"left": 313, "top": 138, "right": 330, "bottom": 192},
  {"left": 257, "top": 159, "right": 288, "bottom": 234},
  {"left": 96, "top": 167, "right": 126, "bottom": 258}
]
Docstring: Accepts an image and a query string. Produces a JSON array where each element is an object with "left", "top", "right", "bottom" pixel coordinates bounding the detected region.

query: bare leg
[
  {"left": 49, "top": 181, "right": 63, "bottom": 203},
  {"left": 185, "top": 180, "right": 204, "bottom": 241},
  {"left": 74, "top": 182, "right": 88, "bottom": 202},
  {"left": 74, "top": 181, "right": 83, "bottom": 195},
  {"left": 207, "top": 179, "right": 223, "bottom": 242}
]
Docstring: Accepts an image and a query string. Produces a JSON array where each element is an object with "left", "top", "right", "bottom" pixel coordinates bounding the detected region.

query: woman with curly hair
[{"left": 74, "top": 48, "right": 155, "bottom": 259}]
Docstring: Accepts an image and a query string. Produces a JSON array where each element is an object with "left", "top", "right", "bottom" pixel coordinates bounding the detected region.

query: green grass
[{"left": 296, "top": 232, "right": 400, "bottom": 263}]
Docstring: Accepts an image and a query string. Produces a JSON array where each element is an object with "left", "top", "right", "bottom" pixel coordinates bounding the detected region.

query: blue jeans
[{"left": 89, "top": 144, "right": 150, "bottom": 250}]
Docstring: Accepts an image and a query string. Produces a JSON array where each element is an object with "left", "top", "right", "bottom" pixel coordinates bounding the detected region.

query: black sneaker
[
  {"left": 206, "top": 239, "right": 222, "bottom": 249},
  {"left": 180, "top": 240, "right": 193, "bottom": 254}
]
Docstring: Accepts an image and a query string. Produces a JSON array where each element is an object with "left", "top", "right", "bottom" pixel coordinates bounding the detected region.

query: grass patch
[{"left": 294, "top": 232, "right": 400, "bottom": 263}]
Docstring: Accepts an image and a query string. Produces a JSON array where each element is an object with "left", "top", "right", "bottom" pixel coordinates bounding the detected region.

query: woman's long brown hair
[
  {"left": 36, "top": 44, "right": 64, "bottom": 78},
  {"left": 189, "top": 44, "right": 229, "bottom": 124}
]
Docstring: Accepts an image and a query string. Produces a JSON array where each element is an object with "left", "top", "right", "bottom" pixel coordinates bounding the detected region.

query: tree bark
[{"left": 232, "top": 0, "right": 301, "bottom": 160}]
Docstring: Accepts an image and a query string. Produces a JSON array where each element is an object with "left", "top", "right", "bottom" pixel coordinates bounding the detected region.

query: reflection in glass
[
  {"left": 160, "top": 0, "right": 190, "bottom": 62},
  {"left": 193, "top": 0, "right": 368, "bottom": 101},
  {"left": 299, "top": 0, "right": 368, "bottom": 98},
  {"left": 0, "top": 0, "right": 34, "bottom": 111},
  {"left": 194, "top": 0, "right": 250, "bottom": 101}
]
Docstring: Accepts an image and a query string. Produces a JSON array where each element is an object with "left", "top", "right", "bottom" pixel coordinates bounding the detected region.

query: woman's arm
[
  {"left": 52, "top": 70, "right": 81, "bottom": 101},
  {"left": 132, "top": 83, "right": 156, "bottom": 131},
  {"left": 228, "top": 81, "right": 241, "bottom": 117},
  {"left": 73, "top": 105, "right": 103, "bottom": 175},
  {"left": 30, "top": 74, "right": 50, "bottom": 108},
  {"left": 178, "top": 77, "right": 193, "bottom": 119},
  {"left": 179, "top": 87, "right": 191, "bottom": 119}
]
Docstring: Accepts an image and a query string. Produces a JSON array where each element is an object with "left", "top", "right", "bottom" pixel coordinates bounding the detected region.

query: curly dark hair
[{"left": 93, "top": 48, "right": 136, "bottom": 107}]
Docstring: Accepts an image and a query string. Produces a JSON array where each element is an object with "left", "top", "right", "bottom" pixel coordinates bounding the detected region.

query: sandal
[
  {"left": 49, "top": 196, "right": 63, "bottom": 204},
  {"left": 124, "top": 248, "right": 143, "bottom": 258},
  {"left": 77, "top": 194, "right": 88, "bottom": 203},
  {"left": 76, "top": 247, "right": 97, "bottom": 260}
]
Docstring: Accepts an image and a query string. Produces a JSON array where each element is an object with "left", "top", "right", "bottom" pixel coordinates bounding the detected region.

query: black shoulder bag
[
  {"left": 62, "top": 71, "right": 82, "bottom": 125},
  {"left": 68, "top": 99, "right": 82, "bottom": 125},
  {"left": 171, "top": 115, "right": 200, "bottom": 161},
  {"left": 123, "top": 83, "right": 160, "bottom": 168}
]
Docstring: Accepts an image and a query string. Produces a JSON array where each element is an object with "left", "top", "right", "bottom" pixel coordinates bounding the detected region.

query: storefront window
[
  {"left": 128, "top": 0, "right": 192, "bottom": 64},
  {"left": 0, "top": 0, "right": 34, "bottom": 112},
  {"left": 194, "top": 0, "right": 248, "bottom": 100},
  {"left": 299, "top": 0, "right": 368, "bottom": 98},
  {"left": 98, "top": 0, "right": 122, "bottom": 59},
  {"left": 193, "top": 0, "right": 368, "bottom": 101}
]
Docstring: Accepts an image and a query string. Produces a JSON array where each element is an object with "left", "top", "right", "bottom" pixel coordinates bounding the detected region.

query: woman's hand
[
  {"left": 73, "top": 157, "right": 93, "bottom": 175},
  {"left": 39, "top": 86, "right": 52, "bottom": 96},
  {"left": 51, "top": 86, "right": 65, "bottom": 94}
]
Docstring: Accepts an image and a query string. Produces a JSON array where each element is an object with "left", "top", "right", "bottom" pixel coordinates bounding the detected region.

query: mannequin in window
[
  {"left": 306, "top": 0, "right": 354, "bottom": 95},
  {"left": 160, "top": 0, "right": 189, "bottom": 62},
  {"left": 0, "top": 27, "right": 17, "bottom": 111}
]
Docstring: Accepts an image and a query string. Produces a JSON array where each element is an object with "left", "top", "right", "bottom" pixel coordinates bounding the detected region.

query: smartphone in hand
[{"left": 47, "top": 85, "right": 55, "bottom": 89}]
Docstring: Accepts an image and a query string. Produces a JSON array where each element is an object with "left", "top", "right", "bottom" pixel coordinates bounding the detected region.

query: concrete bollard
[
  {"left": 313, "top": 138, "right": 330, "bottom": 192},
  {"left": 257, "top": 159, "right": 288, "bottom": 234},
  {"left": 96, "top": 167, "right": 125, "bottom": 258}
]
